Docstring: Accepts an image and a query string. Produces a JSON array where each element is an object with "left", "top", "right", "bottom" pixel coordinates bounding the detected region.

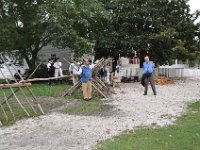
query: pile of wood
[
  {"left": 61, "top": 57, "right": 113, "bottom": 98},
  {"left": 154, "top": 76, "right": 175, "bottom": 85}
]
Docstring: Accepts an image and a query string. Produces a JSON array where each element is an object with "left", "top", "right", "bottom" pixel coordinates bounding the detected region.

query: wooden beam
[
  {"left": 27, "top": 62, "right": 43, "bottom": 79},
  {"left": 61, "top": 80, "right": 82, "bottom": 97},
  {"left": 0, "top": 88, "right": 16, "bottom": 120},
  {"left": 92, "top": 83, "right": 107, "bottom": 98},
  {"left": 19, "top": 75, "right": 71, "bottom": 83},
  {"left": 0, "top": 83, "right": 31, "bottom": 89}
]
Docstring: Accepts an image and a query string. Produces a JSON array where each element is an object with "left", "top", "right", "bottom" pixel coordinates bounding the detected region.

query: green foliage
[
  {"left": 96, "top": 0, "right": 200, "bottom": 64},
  {"left": 1, "top": 0, "right": 200, "bottom": 66},
  {"left": 0, "top": 0, "right": 109, "bottom": 68},
  {"left": 24, "top": 64, "right": 48, "bottom": 78},
  {"left": 28, "top": 83, "right": 70, "bottom": 97},
  {"left": 98, "top": 100, "right": 200, "bottom": 150}
]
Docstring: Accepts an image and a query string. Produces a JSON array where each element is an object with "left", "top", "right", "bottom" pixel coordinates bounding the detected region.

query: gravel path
[{"left": 0, "top": 78, "right": 200, "bottom": 150}]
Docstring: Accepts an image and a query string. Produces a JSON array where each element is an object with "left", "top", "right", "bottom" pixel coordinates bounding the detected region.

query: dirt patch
[
  {"left": 0, "top": 77, "right": 200, "bottom": 150},
  {"left": 38, "top": 96, "right": 115, "bottom": 117},
  {"left": 37, "top": 96, "right": 80, "bottom": 112}
]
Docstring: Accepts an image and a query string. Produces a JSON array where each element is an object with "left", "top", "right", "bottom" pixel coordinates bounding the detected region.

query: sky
[
  {"left": 188, "top": 0, "right": 200, "bottom": 13},
  {"left": 188, "top": 0, "right": 200, "bottom": 22}
]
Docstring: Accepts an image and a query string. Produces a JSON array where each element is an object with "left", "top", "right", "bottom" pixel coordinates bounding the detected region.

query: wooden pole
[
  {"left": 1, "top": 56, "right": 37, "bottom": 114},
  {"left": 0, "top": 88, "right": 16, "bottom": 120},
  {"left": 60, "top": 57, "right": 113, "bottom": 98},
  {"left": 4, "top": 57, "right": 44, "bottom": 115},
  {"left": 61, "top": 80, "right": 82, "bottom": 97},
  {"left": 0, "top": 83, "right": 32, "bottom": 89},
  {"left": 25, "top": 87, "right": 45, "bottom": 115},
  {"left": 0, "top": 68, "right": 30, "bottom": 116},
  {"left": 19, "top": 75, "right": 70, "bottom": 83},
  {"left": 0, "top": 100, "right": 9, "bottom": 122},
  {"left": 92, "top": 83, "right": 107, "bottom": 98},
  {"left": 27, "top": 62, "right": 43, "bottom": 80},
  {"left": 1, "top": 88, "right": 19, "bottom": 105}
]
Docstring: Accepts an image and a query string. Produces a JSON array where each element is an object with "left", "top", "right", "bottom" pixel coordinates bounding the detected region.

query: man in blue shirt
[
  {"left": 142, "top": 56, "right": 157, "bottom": 95},
  {"left": 77, "top": 58, "right": 94, "bottom": 100}
]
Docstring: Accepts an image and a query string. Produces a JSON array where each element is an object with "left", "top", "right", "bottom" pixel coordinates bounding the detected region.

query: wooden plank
[
  {"left": 0, "top": 69, "right": 30, "bottom": 117},
  {"left": 92, "top": 83, "right": 107, "bottom": 98},
  {"left": 61, "top": 80, "right": 81, "bottom": 97},
  {"left": 19, "top": 75, "right": 71, "bottom": 83},
  {"left": 27, "top": 62, "right": 43, "bottom": 79},
  {"left": 0, "top": 83, "right": 31, "bottom": 89},
  {"left": 0, "top": 88, "right": 16, "bottom": 120}
]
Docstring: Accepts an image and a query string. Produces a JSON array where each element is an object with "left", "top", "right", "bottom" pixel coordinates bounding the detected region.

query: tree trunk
[{"left": 23, "top": 42, "right": 41, "bottom": 69}]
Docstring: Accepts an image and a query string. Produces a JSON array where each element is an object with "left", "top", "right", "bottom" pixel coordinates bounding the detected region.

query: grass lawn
[
  {"left": 0, "top": 82, "right": 103, "bottom": 126},
  {"left": 0, "top": 82, "right": 70, "bottom": 97},
  {"left": 0, "top": 82, "right": 70, "bottom": 126},
  {"left": 98, "top": 101, "right": 200, "bottom": 150}
]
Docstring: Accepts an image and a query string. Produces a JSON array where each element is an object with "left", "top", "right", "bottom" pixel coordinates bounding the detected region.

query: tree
[
  {"left": 95, "top": 0, "right": 200, "bottom": 65},
  {"left": 0, "top": 0, "right": 109, "bottom": 69}
]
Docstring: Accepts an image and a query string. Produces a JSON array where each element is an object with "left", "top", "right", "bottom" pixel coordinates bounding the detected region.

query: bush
[{"left": 24, "top": 64, "right": 48, "bottom": 78}]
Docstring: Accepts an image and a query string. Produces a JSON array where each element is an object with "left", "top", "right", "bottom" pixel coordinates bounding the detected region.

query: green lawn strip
[
  {"left": 0, "top": 83, "right": 70, "bottom": 97},
  {"left": 0, "top": 83, "right": 70, "bottom": 126},
  {"left": 25, "top": 83, "right": 70, "bottom": 97},
  {"left": 0, "top": 82, "right": 104, "bottom": 126},
  {"left": 98, "top": 101, "right": 200, "bottom": 150}
]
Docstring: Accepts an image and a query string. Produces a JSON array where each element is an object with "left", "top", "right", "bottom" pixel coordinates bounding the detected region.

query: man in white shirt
[
  {"left": 54, "top": 58, "right": 63, "bottom": 78},
  {"left": 69, "top": 62, "right": 80, "bottom": 85}
]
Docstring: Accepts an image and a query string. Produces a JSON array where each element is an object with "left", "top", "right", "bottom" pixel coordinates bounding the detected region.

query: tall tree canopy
[
  {"left": 96, "top": 0, "right": 200, "bottom": 64},
  {"left": 0, "top": 0, "right": 199, "bottom": 67},
  {"left": 0, "top": 0, "right": 109, "bottom": 68}
]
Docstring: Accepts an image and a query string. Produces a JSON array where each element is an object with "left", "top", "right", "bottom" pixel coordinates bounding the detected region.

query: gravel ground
[{"left": 0, "top": 77, "right": 200, "bottom": 150}]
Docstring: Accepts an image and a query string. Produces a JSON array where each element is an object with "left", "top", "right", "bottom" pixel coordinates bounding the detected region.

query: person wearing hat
[
  {"left": 47, "top": 59, "right": 55, "bottom": 85},
  {"left": 77, "top": 58, "right": 94, "bottom": 100}
]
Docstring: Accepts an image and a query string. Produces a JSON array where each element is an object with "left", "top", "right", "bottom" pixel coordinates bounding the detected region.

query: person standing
[
  {"left": 142, "top": 56, "right": 157, "bottom": 95},
  {"left": 69, "top": 61, "right": 80, "bottom": 85},
  {"left": 77, "top": 58, "right": 94, "bottom": 100},
  {"left": 54, "top": 58, "right": 63, "bottom": 78},
  {"left": 47, "top": 59, "right": 55, "bottom": 85}
]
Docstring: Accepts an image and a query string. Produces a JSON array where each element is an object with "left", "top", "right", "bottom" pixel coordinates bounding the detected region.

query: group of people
[
  {"left": 47, "top": 55, "right": 156, "bottom": 100},
  {"left": 47, "top": 58, "right": 63, "bottom": 84}
]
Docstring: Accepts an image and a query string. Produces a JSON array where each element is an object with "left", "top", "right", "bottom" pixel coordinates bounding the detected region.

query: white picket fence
[{"left": 119, "top": 67, "right": 200, "bottom": 79}]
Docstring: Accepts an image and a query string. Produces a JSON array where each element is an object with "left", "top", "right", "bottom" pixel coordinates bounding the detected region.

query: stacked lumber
[{"left": 154, "top": 76, "right": 174, "bottom": 85}]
